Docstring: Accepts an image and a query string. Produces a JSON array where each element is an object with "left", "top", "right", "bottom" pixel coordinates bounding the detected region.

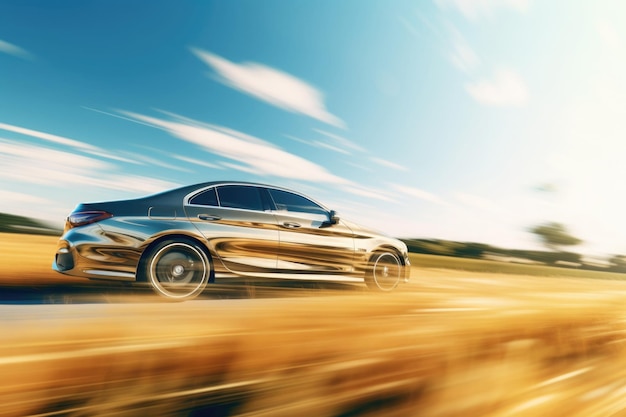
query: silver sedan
[{"left": 53, "top": 182, "right": 410, "bottom": 300}]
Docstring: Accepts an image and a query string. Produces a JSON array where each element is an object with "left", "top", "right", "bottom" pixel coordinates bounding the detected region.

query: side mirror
[{"left": 329, "top": 210, "right": 340, "bottom": 225}]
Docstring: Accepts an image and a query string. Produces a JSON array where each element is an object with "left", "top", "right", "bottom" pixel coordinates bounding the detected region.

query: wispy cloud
[
  {"left": 122, "top": 152, "right": 193, "bottom": 173},
  {"left": 409, "top": 12, "right": 527, "bottom": 107},
  {"left": 0, "top": 189, "right": 51, "bottom": 205},
  {"left": 370, "top": 157, "right": 409, "bottom": 172},
  {"left": 121, "top": 111, "right": 350, "bottom": 184},
  {"left": 82, "top": 106, "right": 161, "bottom": 129},
  {"left": 103, "top": 176, "right": 178, "bottom": 194},
  {"left": 341, "top": 185, "right": 397, "bottom": 202},
  {"left": 0, "top": 188, "right": 66, "bottom": 223},
  {"left": 448, "top": 26, "right": 480, "bottom": 72},
  {"left": 172, "top": 155, "right": 222, "bottom": 170},
  {"left": 346, "top": 161, "right": 372, "bottom": 172},
  {"left": 0, "top": 39, "right": 34, "bottom": 60},
  {"left": 0, "top": 139, "right": 177, "bottom": 194},
  {"left": 391, "top": 184, "right": 447, "bottom": 205},
  {"left": 0, "top": 122, "right": 98, "bottom": 152},
  {"left": 284, "top": 135, "right": 351, "bottom": 155},
  {"left": 118, "top": 110, "right": 402, "bottom": 203},
  {"left": 465, "top": 68, "right": 529, "bottom": 106},
  {"left": 435, "top": 0, "right": 529, "bottom": 20},
  {"left": 314, "top": 129, "right": 366, "bottom": 153},
  {"left": 285, "top": 129, "right": 366, "bottom": 156},
  {"left": 221, "top": 162, "right": 261, "bottom": 175},
  {"left": 313, "top": 140, "right": 352, "bottom": 155},
  {"left": 0, "top": 122, "right": 137, "bottom": 164},
  {"left": 190, "top": 48, "right": 345, "bottom": 128}
]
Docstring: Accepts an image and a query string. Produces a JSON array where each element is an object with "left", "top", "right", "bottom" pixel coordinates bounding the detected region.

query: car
[{"left": 53, "top": 181, "right": 411, "bottom": 300}]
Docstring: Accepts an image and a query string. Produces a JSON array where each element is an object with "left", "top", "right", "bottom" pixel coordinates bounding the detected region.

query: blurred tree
[
  {"left": 454, "top": 242, "right": 491, "bottom": 259},
  {"left": 0, "top": 213, "right": 60, "bottom": 235},
  {"left": 529, "top": 222, "right": 582, "bottom": 251},
  {"left": 609, "top": 255, "right": 626, "bottom": 273}
]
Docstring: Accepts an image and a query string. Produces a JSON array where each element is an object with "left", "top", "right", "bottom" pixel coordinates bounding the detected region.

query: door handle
[
  {"left": 198, "top": 214, "right": 221, "bottom": 221},
  {"left": 282, "top": 221, "right": 301, "bottom": 229}
]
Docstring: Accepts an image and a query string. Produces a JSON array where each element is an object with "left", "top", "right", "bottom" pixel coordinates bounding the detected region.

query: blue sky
[{"left": 1, "top": 0, "right": 626, "bottom": 255}]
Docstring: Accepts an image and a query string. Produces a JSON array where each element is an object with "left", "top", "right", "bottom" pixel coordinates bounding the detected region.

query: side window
[
  {"left": 217, "top": 185, "right": 264, "bottom": 211},
  {"left": 269, "top": 189, "right": 326, "bottom": 215},
  {"left": 189, "top": 187, "right": 218, "bottom": 206}
]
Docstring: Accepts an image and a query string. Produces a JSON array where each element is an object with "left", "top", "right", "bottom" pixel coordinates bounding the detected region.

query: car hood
[{"left": 340, "top": 219, "right": 394, "bottom": 239}]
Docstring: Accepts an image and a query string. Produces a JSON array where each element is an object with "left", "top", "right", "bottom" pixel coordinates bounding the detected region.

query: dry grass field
[
  {"left": 0, "top": 232, "right": 76, "bottom": 284},
  {"left": 3, "top": 232, "right": 626, "bottom": 416}
]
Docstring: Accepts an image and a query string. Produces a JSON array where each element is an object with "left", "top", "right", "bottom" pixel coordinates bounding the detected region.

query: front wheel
[
  {"left": 144, "top": 239, "right": 211, "bottom": 300},
  {"left": 365, "top": 251, "right": 402, "bottom": 291}
]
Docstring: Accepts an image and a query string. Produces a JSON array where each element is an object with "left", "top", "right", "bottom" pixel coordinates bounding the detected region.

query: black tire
[
  {"left": 365, "top": 251, "right": 401, "bottom": 292},
  {"left": 144, "top": 239, "right": 211, "bottom": 300}
]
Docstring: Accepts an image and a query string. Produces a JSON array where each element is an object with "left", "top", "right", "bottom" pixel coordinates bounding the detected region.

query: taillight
[{"left": 66, "top": 211, "right": 113, "bottom": 229}]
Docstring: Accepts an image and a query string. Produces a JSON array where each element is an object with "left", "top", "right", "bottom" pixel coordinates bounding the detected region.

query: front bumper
[{"left": 403, "top": 252, "right": 411, "bottom": 283}]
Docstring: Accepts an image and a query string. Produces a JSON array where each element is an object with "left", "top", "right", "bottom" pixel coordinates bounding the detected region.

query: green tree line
[{"left": 0, "top": 213, "right": 61, "bottom": 236}]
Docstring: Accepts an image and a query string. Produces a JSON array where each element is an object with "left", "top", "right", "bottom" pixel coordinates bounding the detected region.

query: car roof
[
  {"left": 165, "top": 181, "right": 329, "bottom": 211},
  {"left": 163, "top": 181, "right": 293, "bottom": 195},
  {"left": 153, "top": 181, "right": 319, "bottom": 202}
]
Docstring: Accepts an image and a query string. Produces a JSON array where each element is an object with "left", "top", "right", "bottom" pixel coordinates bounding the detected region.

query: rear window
[
  {"left": 217, "top": 185, "right": 264, "bottom": 211},
  {"left": 189, "top": 187, "right": 218, "bottom": 206}
]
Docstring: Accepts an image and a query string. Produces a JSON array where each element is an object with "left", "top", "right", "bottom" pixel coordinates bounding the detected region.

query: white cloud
[
  {"left": 83, "top": 149, "right": 139, "bottom": 164},
  {"left": 0, "top": 139, "right": 177, "bottom": 194},
  {"left": 220, "top": 162, "right": 262, "bottom": 175},
  {"left": 391, "top": 184, "right": 447, "bottom": 205},
  {"left": 172, "top": 155, "right": 222, "bottom": 170},
  {"left": 341, "top": 185, "right": 396, "bottom": 202},
  {"left": 100, "top": 176, "right": 177, "bottom": 194},
  {"left": 122, "top": 152, "right": 193, "bottom": 173},
  {"left": 118, "top": 111, "right": 406, "bottom": 204},
  {"left": 370, "top": 157, "right": 409, "bottom": 172},
  {"left": 0, "top": 139, "right": 111, "bottom": 182},
  {"left": 190, "top": 48, "right": 345, "bottom": 128},
  {"left": 313, "top": 140, "right": 351, "bottom": 155},
  {"left": 465, "top": 68, "right": 529, "bottom": 106},
  {"left": 0, "top": 39, "right": 33, "bottom": 60},
  {"left": 121, "top": 111, "right": 350, "bottom": 185},
  {"left": 285, "top": 129, "right": 367, "bottom": 155},
  {"left": 0, "top": 122, "right": 98, "bottom": 152},
  {"left": 436, "top": 0, "right": 529, "bottom": 20},
  {"left": 0, "top": 122, "right": 137, "bottom": 164},
  {"left": 0, "top": 190, "right": 51, "bottom": 205}
]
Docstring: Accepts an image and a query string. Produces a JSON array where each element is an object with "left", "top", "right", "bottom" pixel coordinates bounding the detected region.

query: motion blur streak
[
  {"left": 3, "top": 278, "right": 626, "bottom": 416},
  {"left": 5, "top": 234, "right": 626, "bottom": 415}
]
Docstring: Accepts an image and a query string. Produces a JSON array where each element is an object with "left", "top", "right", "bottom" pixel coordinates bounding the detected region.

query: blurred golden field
[
  {"left": 0, "top": 232, "right": 62, "bottom": 282},
  {"left": 3, "top": 232, "right": 626, "bottom": 416}
]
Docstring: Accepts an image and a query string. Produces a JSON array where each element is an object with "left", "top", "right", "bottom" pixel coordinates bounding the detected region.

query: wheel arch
[
  {"left": 136, "top": 234, "right": 215, "bottom": 283},
  {"left": 371, "top": 245, "right": 406, "bottom": 266}
]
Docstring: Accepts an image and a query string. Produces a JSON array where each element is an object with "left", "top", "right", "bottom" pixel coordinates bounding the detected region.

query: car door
[
  {"left": 266, "top": 187, "right": 356, "bottom": 274},
  {"left": 183, "top": 184, "right": 280, "bottom": 273}
]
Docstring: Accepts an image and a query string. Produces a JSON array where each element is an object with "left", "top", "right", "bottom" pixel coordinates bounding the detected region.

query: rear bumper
[
  {"left": 53, "top": 247, "right": 75, "bottom": 272},
  {"left": 52, "top": 236, "right": 137, "bottom": 281}
]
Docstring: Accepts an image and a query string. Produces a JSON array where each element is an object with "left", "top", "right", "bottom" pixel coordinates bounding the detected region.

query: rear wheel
[
  {"left": 144, "top": 239, "right": 211, "bottom": 300},
  {"left": 365, "top": 251, "right": 401, "bottom": 291}
]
